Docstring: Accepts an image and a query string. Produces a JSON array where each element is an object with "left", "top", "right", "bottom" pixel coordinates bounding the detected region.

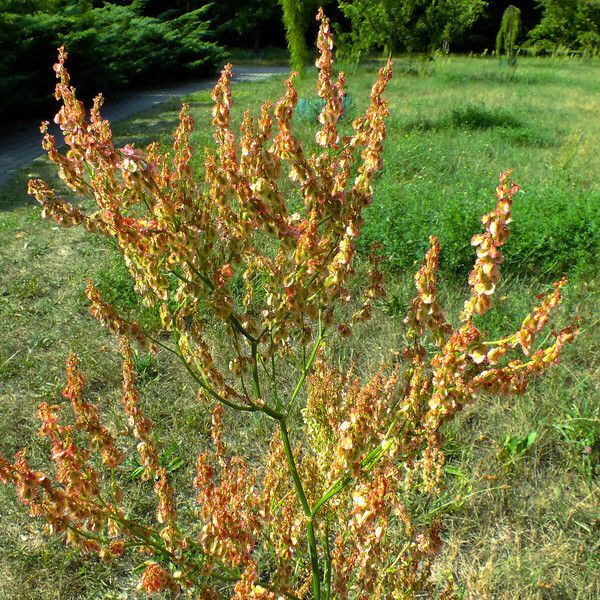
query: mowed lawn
[{"left": 0, "top": 55, "right": 598, "bottom": 599}]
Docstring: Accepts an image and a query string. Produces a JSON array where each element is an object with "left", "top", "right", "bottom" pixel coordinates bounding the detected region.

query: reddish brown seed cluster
[
  {"left": 87, "top": 281, "right": 156, "bottom": 352},
  {"left": 63, "top": 354, "right": 124, "bottom": 468},
  {"left": 138, "top": 563, "right": 180, "bottom": 594},
  {"left": 0, "top": 9, "right": 578, "bottom": 600},
  {"left": 464, "top": 171, "right": 518, "bottom": 318}
]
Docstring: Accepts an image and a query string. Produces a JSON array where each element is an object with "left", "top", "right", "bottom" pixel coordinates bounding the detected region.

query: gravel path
[{"left": 0, "top": 66, "right": 288, "bottom": 186}]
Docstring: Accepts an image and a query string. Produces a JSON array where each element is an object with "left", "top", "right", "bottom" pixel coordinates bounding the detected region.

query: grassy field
[{"left": 0, "top": 55, "right": 599, "bottom": 599}]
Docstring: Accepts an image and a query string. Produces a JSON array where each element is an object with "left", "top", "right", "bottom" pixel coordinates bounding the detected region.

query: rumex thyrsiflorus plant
[{"left": 0, "top": 9, "right": 577, "bottom": 599}]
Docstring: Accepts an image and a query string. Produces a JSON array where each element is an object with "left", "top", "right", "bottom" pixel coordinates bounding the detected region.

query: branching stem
[{"left": 279, "top": 418, "right": 321, "bottom": 600}]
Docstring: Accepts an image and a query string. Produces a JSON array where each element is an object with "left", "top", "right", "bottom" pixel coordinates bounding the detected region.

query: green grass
[
  {"left": 361, "top": 56, "right": 600, "bottom": 279},
  {"left": 0, "top": 55, "right": 599, "bottom": 598},
  {"left": 198, "top": 55, "right": 600, "bottom": 280}
]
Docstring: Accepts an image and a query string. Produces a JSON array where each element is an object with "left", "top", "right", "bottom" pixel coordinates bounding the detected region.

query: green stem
[
  {"left": 323, "top": 517, "right": 332, "bottom": 600},
  {"left": 279, "top": 421, "right": 311, "bottom": 516},
  {"left": 307, "top": 520, "right": 321, "bottom": 600},
  {"left": 171, "top": 326, "right": 259, "bottom": 413},
  {"left": 147, "top": 335, "right": 179, "bottom": 356},
  {"left": 287, "top": 313, "right": 324, "bottom": 417},
  {"left": 169, "top": 306, "right": 282, "bottom": 418},
  {"left": 251, "top": 342, "right": 262, "bottom": 401},
  {"left": 279, "top": 419, "right": 321, "bottom": 599},
  {"left": 270, "top": 338, "right": 282, "bottom": 411},
  {"left": 180, "top": 263, "right": 258, "bottom": 343},
  {"left": 66, "top": 524, "right": 109, "bottom": 545}
]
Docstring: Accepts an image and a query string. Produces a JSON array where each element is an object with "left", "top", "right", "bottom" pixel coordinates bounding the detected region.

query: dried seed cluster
[{"left": 1, "top": 9, "right": 577, "bottom": 600}]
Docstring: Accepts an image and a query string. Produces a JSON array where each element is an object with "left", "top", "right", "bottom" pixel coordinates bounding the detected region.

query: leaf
[
  {"left": 166, "top": 456, "right": 184, "bottom": 473},
  {"left": 502, "top": 430, "right": 538, "bottom": 463},
  {"left": 524, "top": 430, "right": 538, "bottom": 449},
  {"left": 444, "top": 464, "right": 465, "bottom": 478}
]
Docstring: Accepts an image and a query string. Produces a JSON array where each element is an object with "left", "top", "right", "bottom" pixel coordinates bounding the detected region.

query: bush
[
  {"left": 361, "top": 176, "right": 600, "bottom": 279},
  {"left": 527, "top": 0, "right": 600, "bottom": 55},
  {"left": 0, "top": 11, "right": 577, "bottom": 598},
  {"left": 0, "top": 1, "right": 222, "bottom": 121},
  {"left": 0, "top": 9, "right": 68, "bottom": 119},
  {"left": 337, "top": 0, "right": 486, "bottom": 59}
]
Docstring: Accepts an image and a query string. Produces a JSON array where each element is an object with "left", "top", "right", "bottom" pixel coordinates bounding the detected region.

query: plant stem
[
  {"left": 287, "top": 312, "right": 324, "bottom": 417},
  {"left": 171, "top": 325, "right": 259, "bottom": 413},
  {"left": 270, "top": 341, "right": 281, "bottom": 411},
  {"left": 306, "top": 520, "right": 321, "bottom": 600},
  {"left": 279, "top": 418, "right": 321, "bottom": 599},
  {"left": 323, "top": 517, "right": 332, "bottom": 600},
  {"left": 180, "top": 263, "right": 258, "bottom": 343},
  {"left": 251, "top": 342, "right": 262, "bottom": 400}
]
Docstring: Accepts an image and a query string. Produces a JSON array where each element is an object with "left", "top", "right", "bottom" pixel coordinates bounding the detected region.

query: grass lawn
[{"left": 0, "top": 54, "right": 598, "bottom": 599}]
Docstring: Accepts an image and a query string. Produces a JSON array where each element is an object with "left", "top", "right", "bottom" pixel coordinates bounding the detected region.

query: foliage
[
  {"left": 527, "top": 0, "right": 600, "bottom": 54},
  {"left": 359, "top": 63, "right": 600, "bottom": 280},
  {"left": 215, "top": 0, "right": 283, "bottom": 50},
  {"left": 62, "top": 3, "right": 220, "bottom": 90},
  {"left": 496, "top": 4, "right": 521, "bottom": 59},
  {"left": 337, "top": 0, "right": 487, "bottom": 59},
  {"left": 553, "top": 399, "right": 599, "bottom": 478},
  {"left": 0, "top": 5, "right": 67, "bottom": 120},
  {"left": 500, "top": 430, "right": 537, "bottom": 466},
  {"left": 279, "top": 0, "right": 310, "bottom": 72},
  {"left": 0, "top": 0, "right": 222, "bottom": 121},
  {"left": 0, "top": 11, "right": 579, "bottom": 599}
]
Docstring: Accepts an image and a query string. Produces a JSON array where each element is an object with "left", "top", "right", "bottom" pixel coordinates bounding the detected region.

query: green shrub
[
  {"left": 0, "top": 1, "right": 222, "bottom": 121},
  {"left": 527, "top": 0, "right": 600, "bottom": 55},
  {"left": 361, "top": 171, "right": 600, "bottom": 279}
]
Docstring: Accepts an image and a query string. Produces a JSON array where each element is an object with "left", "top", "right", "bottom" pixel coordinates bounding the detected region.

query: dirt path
[{"left": 0, "top": 66, "right": 288, "bottom": 186}]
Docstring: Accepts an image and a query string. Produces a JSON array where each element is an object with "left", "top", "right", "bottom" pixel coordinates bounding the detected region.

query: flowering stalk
[{"left": 0, "top": 9, "right": 578, "bottom": 599}]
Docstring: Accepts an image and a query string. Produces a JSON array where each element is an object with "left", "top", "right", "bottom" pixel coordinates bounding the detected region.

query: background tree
[
  {"left": 0, "top": 0, "right": 68, "bottom": 121},
  {"left": 279, "top": 0, "right": 310, "bottom": 71},
  {"left": 337, "top": 0, "right": 487, "bottom": 59},
  {"left": 527, "top": 0, "right": 600, "bottom": 54},
  {"left": 215, "top": 0, "right": 283, "bottom": 50},
  {"left": 496, "top": 4, "right": 521, "bottom": 59},
  {"left": 0, "top": 0, "right": 222, "bottom": 123},
  {"left": 137, "top": 0, "right": 286, "bottom": 50},
  {"left": 458, "top": 1, "right": 540, "bottom": 53},
  {"left": 336, "top": 0, "right": 401, "bottom": 59}
]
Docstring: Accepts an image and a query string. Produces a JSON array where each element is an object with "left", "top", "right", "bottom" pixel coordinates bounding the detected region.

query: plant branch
[
  {"left": 251, "top": 341, "right": 262, "bottom": 401},
  {"left": 181, "top": 262, "right": 258, "bottom": 343},
  {"left": 171, "top": 326, "right": 260, "bottom": 413},
  {"left": 287, "top": 309, "right": 325, "bottom": 417},
  {"left": 279, "top": 418, "right": 321, "bottom": 599}
]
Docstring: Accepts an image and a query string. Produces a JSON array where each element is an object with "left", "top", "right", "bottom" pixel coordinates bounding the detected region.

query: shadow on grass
[
  {"left": 398, "top": 104, "right": 556, "bottom": 148},
  {"left": 440, "top": 68, "right": 563, "bottom": 87},
  {"left": 0, "top": 171, "right": 37, "bottom": 212},
  {"left": 403, "top": 104, "right": 522, "bottom": 132}
]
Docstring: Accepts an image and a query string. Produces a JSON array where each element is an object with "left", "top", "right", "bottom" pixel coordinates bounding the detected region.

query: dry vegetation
[{"left": 0, "top": 52, "right": 598, "bottom": 598}]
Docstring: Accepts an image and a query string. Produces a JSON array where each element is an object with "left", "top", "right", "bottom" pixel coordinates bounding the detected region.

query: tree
[
  {"left": 137, "top": 0, "right": 286, "bottom": 49},
  {"left": 279, "top": 0, "right": 310, "bottom": 71},
  {"left": 216, "top": 0, "right": 283, "bottom": 50},
  {"left": 528, "top": 0, "right": 600, "bottom": 54},
  {"left": 496, "top": 5, "right": 521, "bottom": 60},
  {"left": 0, "top": 0, "right": 222, "bottom": 121},
  {"left": 338, "top": 0, "right": 487, "bottom": 58},
  {"left": 455, "top": 0, "right": 540, "bottom": 54}
]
